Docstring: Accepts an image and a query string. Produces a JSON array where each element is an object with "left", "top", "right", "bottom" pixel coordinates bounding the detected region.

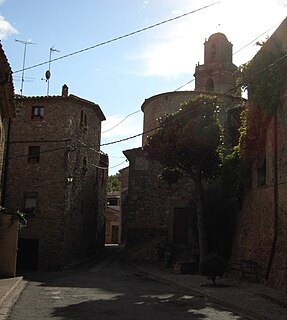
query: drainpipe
[{"left": 265, "top": 104, "right": 279, "bottom": 280}]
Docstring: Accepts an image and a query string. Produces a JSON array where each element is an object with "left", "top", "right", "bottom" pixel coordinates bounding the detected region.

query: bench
[{"left": 226, "top": 259, "right": 259, "bottom": 283}]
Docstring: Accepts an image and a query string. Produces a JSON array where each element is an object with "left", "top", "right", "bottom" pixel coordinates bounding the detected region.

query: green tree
[
  {"left": 107, "top": 173, "right": 121, "bottom": 192},
  {"left": 144, "top": 95, "right": 223, "bottom": 265}
]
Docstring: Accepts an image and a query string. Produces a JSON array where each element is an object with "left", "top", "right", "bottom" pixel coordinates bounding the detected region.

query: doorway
[
  {"left": 173, "top": 208, "right": 189, "bottom": 245},
  {"left": 17, "top": 238, "right": 39, "bottom": 272}
]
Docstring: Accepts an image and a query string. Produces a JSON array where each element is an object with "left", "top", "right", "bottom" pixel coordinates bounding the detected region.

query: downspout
[{"left": 265, "top": 104, "right": 279, "bottom": 280}]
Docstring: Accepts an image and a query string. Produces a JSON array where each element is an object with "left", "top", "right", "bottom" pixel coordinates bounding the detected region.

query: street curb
[
  {"left": 0, "top": 277, "right": 28, "bottom": 320},
  {"left": 0, "top": 277, "right": 23, "bottom": 306},
  {"left": 130, "top": 263, "right": 272, "bottom": 320}
]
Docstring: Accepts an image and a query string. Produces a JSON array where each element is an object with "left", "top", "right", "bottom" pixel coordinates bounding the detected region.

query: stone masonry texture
[{"left": 6, "top": 92, "right": 107, "bottom": 271}]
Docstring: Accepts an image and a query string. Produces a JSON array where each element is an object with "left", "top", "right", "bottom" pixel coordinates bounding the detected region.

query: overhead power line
[
  {"left": 105, "top": 23, "right": 280, "bottom": 131},
  {"left": 13, "top": 1, "right": 221, "bottom": 74},
  {"left": 102, "top": 110, "right": 141, "bottom": 133},
  {"left": 8, "top": 23, "right": 286, "bottom": 161},
  {"left": 101, "top": 52, "right": 287, "bottom": 147},
  {"left": 7, "top": 48, "right": 286, "bottom": 161},
  {"left": 233, "top": 24, "right": 279, "bottom": 55},
  {"left": 175, "top": 24, "right": 279, "bottom": 92}
]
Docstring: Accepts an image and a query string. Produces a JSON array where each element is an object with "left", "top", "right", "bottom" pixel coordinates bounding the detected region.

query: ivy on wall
[{"left": 237, "top": 36, "right": 287, "bottom": 161}]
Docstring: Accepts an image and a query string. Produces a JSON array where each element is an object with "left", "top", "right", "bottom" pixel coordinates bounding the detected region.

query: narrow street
[{"left": 8, "top": 247, "right": 248, "bottom": 320}]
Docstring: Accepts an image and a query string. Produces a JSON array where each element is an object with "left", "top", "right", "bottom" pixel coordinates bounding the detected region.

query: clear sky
[{"left": 0, "top": 0, "right": 286, "bottom": 175}]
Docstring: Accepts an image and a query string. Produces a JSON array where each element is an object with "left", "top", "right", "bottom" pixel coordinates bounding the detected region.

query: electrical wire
[
  {"left": 101, "top": 51, "right": 287, "bottom": 147},
  {"left": 233, "top": 24, "right": 279, "bottom": 55},
  {"left": 109, "top": 159, "right": 128, "bottom": 169},
  {"left": 8, "top": 25, "right": 287, "bottom": 161},
  {"left": 13, "top": 1, "right": 221, "bottom": 74},
  {"left": 8, "top": 146, "right": 68, "bottom": 160},
  {"left": 104, "top": 23, "right": 282, "bottom": 130},
  {"left": 175, "top": 78, "right": 195, "bottom": 91},
  {"left": 174, "top": 24, "right": 279, "bottom": 92},
  {"left": 224, "top": 53, "right": 287, "bottom": 95},
  {"left": 9, "top": 52, "right": 287, "bottom": 160},
  {"left": 102, "top": 110, "right": 141, "bottom": 133}
]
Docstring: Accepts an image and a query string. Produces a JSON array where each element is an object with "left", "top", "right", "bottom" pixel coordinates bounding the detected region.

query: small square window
[
  {"left": 32, "top": 106, "right": 44, "bottom": 119},
  {"left": 28, "top": 146, "right": 40, "bottom": 163},
  {"left": 107, "top": 197, "right": 119, "bottom": 206},
  {"left": 24, "top": 197, "right": 37, "bottom": 217}
]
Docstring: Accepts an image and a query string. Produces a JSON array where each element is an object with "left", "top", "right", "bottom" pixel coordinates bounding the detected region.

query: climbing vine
[
  {"left": 237, "top": 36, "right": 287, "bottom": 161},
  {"left": 238, "top": 37, "right": 287, "bottom": 114}
]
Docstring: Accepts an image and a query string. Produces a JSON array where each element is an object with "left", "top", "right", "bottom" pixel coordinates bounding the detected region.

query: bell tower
[{"left": 194, "top": 33, "right": 238, "bottom": 95}]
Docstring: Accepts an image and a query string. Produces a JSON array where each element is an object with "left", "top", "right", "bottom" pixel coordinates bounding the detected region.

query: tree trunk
[{"left": 194, "top": 172, "right": 208, "bottom": 271}]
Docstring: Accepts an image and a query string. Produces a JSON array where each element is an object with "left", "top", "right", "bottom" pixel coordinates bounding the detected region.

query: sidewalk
[
  {"left": 0, "top": 277, "right": 27, "bottom": 320},
  {"left": 132, "top": 262, "right": 287, "bottom": 320}
]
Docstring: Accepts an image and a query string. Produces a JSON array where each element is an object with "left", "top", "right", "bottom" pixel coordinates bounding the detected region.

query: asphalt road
[{"left": 8, "top": 247, "right": 249, "bottom": 319}]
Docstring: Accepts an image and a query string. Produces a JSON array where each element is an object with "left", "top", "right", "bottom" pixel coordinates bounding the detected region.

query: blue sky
[{"left": 0, "top": 0, "right": 286, "bottom": 175}]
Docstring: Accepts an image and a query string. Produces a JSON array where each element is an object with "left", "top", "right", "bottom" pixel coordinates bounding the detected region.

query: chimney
[{"left": 62, "top": 84, "right": 69, "bottom": 97}]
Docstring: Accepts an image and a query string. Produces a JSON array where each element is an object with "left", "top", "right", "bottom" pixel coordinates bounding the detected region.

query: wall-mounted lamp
[{"left": 66, "top": 176, "right": 73, "bottom": 184}]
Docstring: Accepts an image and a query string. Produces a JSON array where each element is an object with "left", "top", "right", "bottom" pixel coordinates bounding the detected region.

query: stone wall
[
  {"left": 234, "top": 91, "right": 287, "bottom": 291},
  {"left": 141, "top": 91, "right": 199, "bottom": 145},
  {"left": 0, "top": 42, "right": 15, "bottom": 205},
  {"left": 6, "top": 94, "right": 107, "bottom": 270},
  {"left": 124, "top": 91, "right": 244, "bottom": 263},
  {"left": 123, "top": 147, "right": 197, "bottom": 262},
  {"left": 141, "top": 91, "right": 243, "bottom": 147},
  {"left": 233, "top": 18, "right": 287, "bottom": 292}
]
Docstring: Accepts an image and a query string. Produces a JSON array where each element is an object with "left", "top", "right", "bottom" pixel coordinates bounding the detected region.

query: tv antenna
[
  {"left": 15, "top": 39, "right": 36, "bottom": 96},
  {"left": 45, "top": 46, "right": 60, "bottom": 96}
]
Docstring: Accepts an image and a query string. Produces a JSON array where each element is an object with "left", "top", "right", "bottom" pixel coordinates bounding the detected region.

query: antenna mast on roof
[
  {"left": 46, "top": 46, "right": 60, "bottom": 96},
  {"left": 15, "top": 39, "right": 36, "bottom": 96}
]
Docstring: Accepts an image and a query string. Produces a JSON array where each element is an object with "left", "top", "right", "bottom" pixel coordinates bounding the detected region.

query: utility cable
[
  {"left": 174, "top": 24, "right": 279, "bottom": 92},
  {"left": 9, "top": 26, "right": 287, "bottom": 159},
  {"left": 10, "top": 52, "right": 286, "bottom": 159},
  {"left": 102, "top": 110, "right": 141, "bottom": 133},
  {"left": 233, "top": 24, "right": 279, "bottom": 55},
  {"left": 225, "top": 53, "right": 287, "bottom": 95},
  {"left": 13, "top": 1, "right": 221, "bottom": 74},
  {"left": 109, "top": 159, "right": 128, "bottom": 169},
  {"left": 102, "top": 52, "right": 287, "bottom": 146}
]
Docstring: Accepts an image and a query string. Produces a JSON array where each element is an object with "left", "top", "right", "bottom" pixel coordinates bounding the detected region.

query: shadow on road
[{"left": 19, "top": 246, "right": 248, "bottom": 320}]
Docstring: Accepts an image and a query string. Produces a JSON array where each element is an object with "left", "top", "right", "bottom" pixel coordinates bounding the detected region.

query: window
[
  {"left": 80, "top": 110, "right": 84, "bottom": 127},
  {"left": 211, "top": 43, "right": 216, "bottom": 59},
  {"left": 206, "top": 78, "right": 214, "bottom": 92},
  {"left": 80, "top": 110, "right": 88, "bottom": 130},
  {"left": 82, "top": 157, "right": 88, "bottom": 173},
  {"left": 28, "top": 146, "right": 40, "bottom": 163},
  {"left": 107, "top": 197, "right": 119, "bottom": 206},
  {"left": 257, "top": 158, "right": 266, "bottom": 187},
  {"left": 32, "top": 106, "right": 44, "bottom": 119},
  {"left": 24, "top": 197, "right": 37, "bottom": 217}
]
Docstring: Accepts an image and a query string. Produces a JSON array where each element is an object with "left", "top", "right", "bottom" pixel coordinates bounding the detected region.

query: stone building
[
  {"left": 119, "top": 166, "right": 129, "bottom": 245},
  {"left": 0, "top": 42, "right": 18, "bottom": 277},
  {"left": 5, "top": 85, "right": 108, "bottom": 271},
  {"left": 194, "top": 33, "right": 237, "bottom": 94},
  {"left": 0, "top": 42, "right": 15, "bottom": 202},
  {"left": 105, "top": 191, "right": 121, "bottom": 244},
  {"left": 123, "top": 33, "right": 243, "bottom": 263},
  {"left": 233, "top": 17, "right": 287, "bottom": 292}
]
